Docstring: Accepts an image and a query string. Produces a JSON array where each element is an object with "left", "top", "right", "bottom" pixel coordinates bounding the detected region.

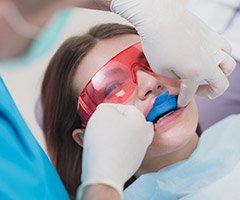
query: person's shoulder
[
  {"left": 0, "top": 76, "right": 69, "bottom": 199},
  {"left": 0, "top": 76, "right": 26, "bottom": 128},
  {"left": 0, "top": 76, "right": 16, "bottom": 115}
]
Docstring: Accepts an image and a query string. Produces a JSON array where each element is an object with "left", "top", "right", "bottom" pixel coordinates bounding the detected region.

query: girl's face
[{"left": 73, "top": 34, "right": 198, "bottom": 162}]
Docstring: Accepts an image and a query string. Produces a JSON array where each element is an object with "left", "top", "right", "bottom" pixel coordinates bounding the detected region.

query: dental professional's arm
[
  {"left": 74, "top": 0, "right": 112, "bottom": 10},
  {"left": 7, "top": 0, "right": 236, "bottom": 104},
  {"left": 6, "top": 0, "right": 236, "bottom": 99},
  {"left": 81, "top": 185, "right": 120, "bottom": 200},
  {"left": 77, "top": 104, "right": 154, "bottom": 200}
]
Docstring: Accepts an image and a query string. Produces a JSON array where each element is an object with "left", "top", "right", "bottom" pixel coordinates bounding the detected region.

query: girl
[{"left": 41, "top": 23, "right": 240, "bottom": 200}]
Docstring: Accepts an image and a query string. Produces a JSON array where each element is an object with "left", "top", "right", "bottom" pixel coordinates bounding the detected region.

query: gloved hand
[
  {"left": 111, "top": 0, "right": 236, "bottom": 107},
  {"left": 77, "top": 103, "right": 154, "bottom": 199}
]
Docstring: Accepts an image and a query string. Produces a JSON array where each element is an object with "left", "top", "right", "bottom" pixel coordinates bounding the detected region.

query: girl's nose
[{"left": 136, "top": 70, "right": 164, "bottom": 100}]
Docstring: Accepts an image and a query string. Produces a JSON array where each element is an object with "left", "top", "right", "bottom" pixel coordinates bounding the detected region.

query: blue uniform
[{"left": 0, "top": 77, "right": 69, "bottom": 200}]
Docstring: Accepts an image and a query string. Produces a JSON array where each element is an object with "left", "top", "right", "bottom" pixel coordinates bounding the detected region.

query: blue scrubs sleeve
[{"left": 0, "top": 76, "right": 69, "bottom": 200}]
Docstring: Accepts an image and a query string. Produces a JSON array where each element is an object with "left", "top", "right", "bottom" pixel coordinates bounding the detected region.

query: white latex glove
[
  {"left": 77, "top": 103, "right": 154, "bottom": 199},
  {"left": 111, "top": 0, "right": 236, "bottom": 107}
]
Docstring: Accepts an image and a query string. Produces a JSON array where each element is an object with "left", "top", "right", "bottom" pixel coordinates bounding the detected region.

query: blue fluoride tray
[{"left": 146, "top": 91, "right": 177, "bottom": 122}]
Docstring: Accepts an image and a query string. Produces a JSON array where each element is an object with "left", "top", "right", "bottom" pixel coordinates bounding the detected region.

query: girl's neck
[{"left": 135, "top": 133, "right": 199, "bottom": 177}]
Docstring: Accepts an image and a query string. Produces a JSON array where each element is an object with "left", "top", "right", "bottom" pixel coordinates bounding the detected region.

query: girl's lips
[
  {"left": 154, "top": 106, "right": 186, "bottom": 132},
  {"left": 143, "top": 97, "right": 156, "bottom": 117}
]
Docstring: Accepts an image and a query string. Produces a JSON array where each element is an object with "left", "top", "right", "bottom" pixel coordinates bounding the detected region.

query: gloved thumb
[{"left": 178, "top": 79, "right": 199, "bottom": 107}]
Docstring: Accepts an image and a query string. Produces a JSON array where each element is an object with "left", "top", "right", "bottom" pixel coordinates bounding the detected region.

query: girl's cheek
[
  {"left": 156, "top": 74, "right": 181, "bottom": 88},
  {"left": 159, "top": 76, "right": 181, "bottom": 94}
]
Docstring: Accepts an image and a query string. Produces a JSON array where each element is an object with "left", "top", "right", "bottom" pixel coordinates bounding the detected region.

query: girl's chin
[{"left": 149, "top": 130, "right": 198, "bottom": 159}]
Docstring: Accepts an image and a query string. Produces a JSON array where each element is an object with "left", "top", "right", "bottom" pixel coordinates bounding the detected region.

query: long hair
[{"left": 41, "top": 23, "right": 137, "bottom": 199}]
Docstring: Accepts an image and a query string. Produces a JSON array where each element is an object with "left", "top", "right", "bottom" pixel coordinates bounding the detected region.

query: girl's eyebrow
[{"left": 105, "top": 67, "right": 125, "bottom": 76}]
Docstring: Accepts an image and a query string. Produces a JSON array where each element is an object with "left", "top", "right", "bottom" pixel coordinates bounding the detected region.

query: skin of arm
[
  {"left": 81, "top": 185, "right": 120, "bottom": 200},
  {"left": 76, "top": 0, "right": 189, "bottom": 10},
  {"left": 74, "top": 0, "right": 112, "bottom": 10},
  {"left": 11, "top": 0, "right": 111, "bottom": 13},
  {"left": 11, "top": 0, "right": 112, "bottom": 28},
  {"left": 0, "top": 0, "right": 112, "bottom": 59}
]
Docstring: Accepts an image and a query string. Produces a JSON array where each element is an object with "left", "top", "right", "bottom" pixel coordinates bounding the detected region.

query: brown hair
[{"left": 41, "top": 23, "right": 137, "bottom": 199}]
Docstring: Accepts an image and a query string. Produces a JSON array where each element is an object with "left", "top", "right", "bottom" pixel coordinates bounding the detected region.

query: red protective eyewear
[{"left": 77, "top": 42, "right": 157, "bottom": 124}]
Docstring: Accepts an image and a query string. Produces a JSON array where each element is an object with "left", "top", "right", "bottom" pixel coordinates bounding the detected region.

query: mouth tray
[{"left": 146, "top": 91, "right": 178, "bottom": 123}]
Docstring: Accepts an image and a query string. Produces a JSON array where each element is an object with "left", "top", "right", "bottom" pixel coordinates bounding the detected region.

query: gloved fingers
[
  {"left": 113, "top": 105, "right": 154, "bottom": 148},
  {"left": 146, "top": 122, "right": 154, "bottom": 143},
  {"left": 177, "top": 79, "right": 200, "bottom": 107},
  {"left": 217, "top": 51, "right": 237, "bottom": 76},
  {"left": 97, "top": 103, "right": 149, "bottom": 125},
  {"left": 156, "top": 68, "right": 179, "bottom": 79},
  {"left": 96, "top": 103, "right": 134, "bottom": 115},
  {"left": 108, "top": 104, "right": 154, "bottom": 142},
  {"left": 113, "top": 103, "right": 146, "bottom": 119},
  {"left": 96, "top": 102, "right": 116, "bottom": 110},
  {"left": 219, "top": 37, "right": 232, "bottom": 54},
  {"left": 95, "top": 103, "right": 118, "bottom": 116},
  {"left": 196, "top": 68, "right": 229, "bottom": 99}
]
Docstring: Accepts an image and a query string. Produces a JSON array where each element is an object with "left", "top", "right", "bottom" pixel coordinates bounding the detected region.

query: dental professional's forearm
[
  {"left": 75, "top": 0, "right": 189, "bottom": 10},
  {"left": 81, "top": 184, "right": 121, "bottom": 200},
  {"left": 10, "top": 1, "right": 67, "bottom": 27},
  {"left": 73, "top": 0, "right": 112, "bottom": 10},
  {"left": 12, "top": 0, "right": 112, "bottom": 29},
  {"left": 13, "top": 0, "right": 189, "bottom": 16}
]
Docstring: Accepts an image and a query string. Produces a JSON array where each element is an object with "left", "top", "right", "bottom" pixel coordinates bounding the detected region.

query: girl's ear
[{"left": 72, "top": 128, "right": 85, "bottom": 147}]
